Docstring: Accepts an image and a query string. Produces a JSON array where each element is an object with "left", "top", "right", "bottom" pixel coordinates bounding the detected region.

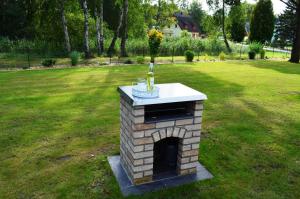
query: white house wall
[{"left": 162, "top": 24, "right": 183, "bottom": 37}]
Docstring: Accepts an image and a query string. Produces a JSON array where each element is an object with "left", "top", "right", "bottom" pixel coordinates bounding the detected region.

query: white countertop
[{"left": 118, "top": 83, "right": 207, "bottom": 106}]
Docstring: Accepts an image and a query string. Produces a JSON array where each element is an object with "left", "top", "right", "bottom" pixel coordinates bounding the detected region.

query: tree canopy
[{"left": 249, "top": 0, "right": 275, "bottom": 43}]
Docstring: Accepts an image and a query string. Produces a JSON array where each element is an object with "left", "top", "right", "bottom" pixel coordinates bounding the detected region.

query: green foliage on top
[
  {"left": 228, "top": 4, "right": 246, "bottom": 42},
  {"left": 148, "top": 29, "right": 163, "bottom": 62},
  {"left": 69, "top": 51, "right": 80, "bottom": 66},
  {"left": 249, "top": 0, "right": 275, "bottom": 43},
  {"left": 184, "top": 50, "right": 195, "bottom": 62},
  {"left": 136, "top": 56, "right": 145, "bottom": 64},
  {"left": 188, "top": 1, "right": 205, "bottom": 32},
  {"left": 273, "top": 7, "right": 296, "bottom": 48},
  {"left": 41, "top": 59, "right": 56, "bottom": 67},
  {"left": 180, "top": 30, "right": 191, "bottom": 38},
  {"left": 249, "top": 42, "right": 263, "bottom": 54}
]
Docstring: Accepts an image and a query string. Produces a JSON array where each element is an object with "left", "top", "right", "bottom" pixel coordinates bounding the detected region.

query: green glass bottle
[{"left": 147, "top": 63, "right": 154, "bottom": 91}]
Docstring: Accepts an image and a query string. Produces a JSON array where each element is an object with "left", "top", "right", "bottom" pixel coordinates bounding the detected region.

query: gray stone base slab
[{"left": 108, "top": 155, "right": 213, "bottom": 196}]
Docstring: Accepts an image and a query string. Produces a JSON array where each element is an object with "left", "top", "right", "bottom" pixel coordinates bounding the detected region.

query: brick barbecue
[{"left": 118, "top": 83, "right": 207, "bottom": 185}]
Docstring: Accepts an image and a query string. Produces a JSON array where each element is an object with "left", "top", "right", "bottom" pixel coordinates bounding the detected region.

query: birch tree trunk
[
  {"left": 60, "top": 0, "right": 71, "bottom": 53},
  {"left": 81, "top": 0, "right": 90, "bottom": 58},
  {"left": 95, "top": 7, "right": 102, "bottom": 55},
  {"left": 108, "top": 1, "right": 124, "bottom": 56},
  {"left": 120, "top": 0, "right": 128, "bottom": 57},
  {"left": 99, "top": 0, "right": 104, "bottom": 53}
]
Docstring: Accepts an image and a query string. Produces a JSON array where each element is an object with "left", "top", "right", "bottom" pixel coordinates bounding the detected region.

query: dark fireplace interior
[
  {"left": 153, "top": 137, "right": 179, "bottom": 179},
  {"left": 144, "top": 102, "right": 194, "bottom": 123}
]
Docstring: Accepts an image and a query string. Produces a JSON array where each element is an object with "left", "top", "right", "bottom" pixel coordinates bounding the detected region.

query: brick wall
[{"left": 119, "top": 94, "right": 204, "bottom": 185}]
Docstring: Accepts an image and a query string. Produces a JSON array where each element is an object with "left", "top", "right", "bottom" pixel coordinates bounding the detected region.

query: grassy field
[{"left": 0, "top": 61, "right": 299, "bottom": 198}]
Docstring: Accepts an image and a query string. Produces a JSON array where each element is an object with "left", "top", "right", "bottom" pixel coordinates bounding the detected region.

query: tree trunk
[
  {"left": 82, "top": 0, "right": 90, "bottom": 58},
  {"left": 222, "top": 0, "right": 231, "bottom": 53},
  {"left": 290, "top": 4, "right": 300, "bottom": 63},
  {"left": 95, "top": 6, "right": 102, "bottom": 56},
  {"left": 107, "top": 1, "right": 124, "bottom": 56},
  {"left": 99, "top": 0, "right": 104, "bottom": 53},
  {"left": 60, "top": 0, "right": 71, "bottom": 53},
  {"left": 156, "top": 0, "right": 161, "bottom": 27},
  {"left": 120, "top": 0, "right": 128, "bottom": 57}
]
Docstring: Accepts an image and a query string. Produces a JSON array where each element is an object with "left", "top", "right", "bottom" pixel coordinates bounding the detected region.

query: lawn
[{"left": 0, "top": 61, "right": 299, "bottom": 198}]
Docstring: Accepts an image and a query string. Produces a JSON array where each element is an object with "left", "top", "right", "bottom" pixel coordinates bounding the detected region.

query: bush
[
  {"left": 41, "top": 59, "right": 56, "bottom": 67},
  {"left": 260, "top": 49, "right": 265, "bottom": 59},
  {"left": 0, "top": 37, "right": 65, "bottom": 56},
  {"left": 22, "top": 66, "right": 30, "bottom": 70},
  {"left": 204, "top": 37, "right": 226, "bottom": 55},
  {"left": 185, "top": 50, "right": 195, "bottom": 62},
  {"left": 124, "top": 59, "right": 133, "bottom": 64},
  {"left": 70, "top": 51, "right": 80, "bottom": 66},
  {"left": 249, "top": 42, "right": 263, "bottom": 54},
  {"left": 248, "top": 51, "right": 256, "bottom": 59},
  {"left": 219, "top": 52, "right": 226, "bottom": 61},
  {"left": 136, "top": 56, "right": 145, "bottom": 64}
]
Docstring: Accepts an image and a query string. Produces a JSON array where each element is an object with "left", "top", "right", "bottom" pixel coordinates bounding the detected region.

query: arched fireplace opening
[{"left": 153, "top": 137, "right": 179, "bottom": 179}]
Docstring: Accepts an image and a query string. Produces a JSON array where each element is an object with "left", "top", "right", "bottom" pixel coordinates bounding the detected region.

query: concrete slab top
[{"left": 118, "top": 83, "right": 207, "bottom": 106}]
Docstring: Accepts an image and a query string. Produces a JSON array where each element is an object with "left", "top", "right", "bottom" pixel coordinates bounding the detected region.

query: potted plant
[{"left": 248, "top": 51, "right": 256, "bottom": 59}]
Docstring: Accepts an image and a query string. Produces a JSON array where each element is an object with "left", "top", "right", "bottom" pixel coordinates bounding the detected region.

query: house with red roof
[{"left": 162, "top": 12, "right": 204, "bottom": 38}]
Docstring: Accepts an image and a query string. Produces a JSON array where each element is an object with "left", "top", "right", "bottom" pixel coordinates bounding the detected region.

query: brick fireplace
[{"left": 118, "top": 83, "right": 206, "bottom": 185}]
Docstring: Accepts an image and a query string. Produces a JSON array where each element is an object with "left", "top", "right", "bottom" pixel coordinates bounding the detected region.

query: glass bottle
[{"left": 147, "top": 63, "right": 154, "bottom": 91}]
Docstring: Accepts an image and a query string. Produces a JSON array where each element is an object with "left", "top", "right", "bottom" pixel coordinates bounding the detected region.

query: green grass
[{"left": 0, "top": 60, "right": 300, "bottom": 198}]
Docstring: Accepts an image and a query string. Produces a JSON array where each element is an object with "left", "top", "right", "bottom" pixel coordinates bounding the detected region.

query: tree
[
  {"left": 207, "top": 0, "right": 241, "bottom": 53},
  {"left": 107, "top": 1, "right": 124, "bottom": 56},
  {"left": 59, "top": 0, "right": 71, "bottom": 53},
  {"left": 228, "top": 4, "right": 246, "bottom": 42},
  {"left": 154, "top": 0, "right": 178, "bottom": 28},
  {"left": 90, "top": 0, "right": 104, "bottom": 55},
  {"left": 120, "top": 0, "right": 129, "bottom": 57},
  {"left": 249, "top": 0, "right": 275, "bottom": 43},
  {"left": 81, "top": 0, "right": 91, "bottom": 58},
  {"left": 279, "top": 0, "right": 300, "bottom": 63},
  {"left": 188, "top": 1, "right": 205, "bottom": 33},
  {"left": 273, "top": 7, "right": 296, "bottom": 48},
  {"left": 0, "top": 0, "right": 37, "bottom": 39}
]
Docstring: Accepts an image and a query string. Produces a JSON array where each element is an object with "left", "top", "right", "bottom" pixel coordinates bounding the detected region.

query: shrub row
[{"left": 1, "top": 36, "right": 233, "bottom": 57}]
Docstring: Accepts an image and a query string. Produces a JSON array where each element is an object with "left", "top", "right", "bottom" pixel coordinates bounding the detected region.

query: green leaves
[{"left": 249, "top": 0, "right": 275, "bottom": 43}]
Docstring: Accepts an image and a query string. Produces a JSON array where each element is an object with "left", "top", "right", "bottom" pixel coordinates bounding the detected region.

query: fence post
[{"left": 239, "top": 44, "right": 242, "bottom": 59}]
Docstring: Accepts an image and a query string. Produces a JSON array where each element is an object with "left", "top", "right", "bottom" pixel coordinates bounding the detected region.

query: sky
[{"left": 195, "top": 0, "right": 286, "bottom": 15}]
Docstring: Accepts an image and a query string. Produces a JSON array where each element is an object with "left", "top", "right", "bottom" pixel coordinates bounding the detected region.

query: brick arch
[{"left": 151, "top": 127, "right": 187, "bottom": 143}]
